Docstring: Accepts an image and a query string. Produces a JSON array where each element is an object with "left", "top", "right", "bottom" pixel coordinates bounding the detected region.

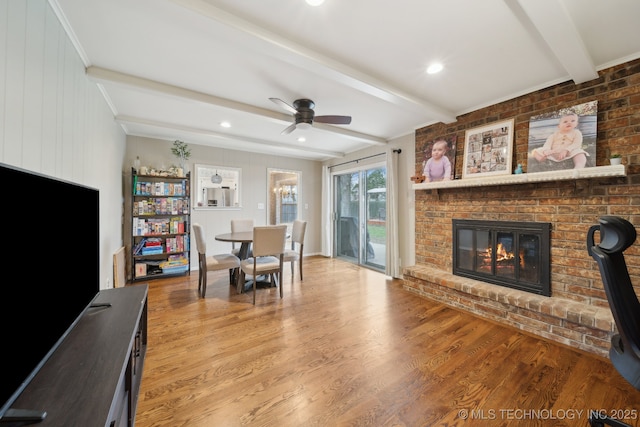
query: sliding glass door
[{"left": 333, "top": 164, "right": 386, "bottom": 271}]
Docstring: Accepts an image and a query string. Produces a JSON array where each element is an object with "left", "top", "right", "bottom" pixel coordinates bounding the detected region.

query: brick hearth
[{"left": 403, "top": 265, "right": 613, "bottom": 357}]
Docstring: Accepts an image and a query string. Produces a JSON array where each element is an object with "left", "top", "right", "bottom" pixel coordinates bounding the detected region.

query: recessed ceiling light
[
  {"left": 427, "top": 63, "right": 443, "bottom": 74},
  {"left": 297, "top": 136, "right": 306, "bottom": 142},
  {"left": 306, "top": 0, "right": 325, "bottom": 6},
  {"left": 220, "top": 121, "right": 231, "bottom": 128}
]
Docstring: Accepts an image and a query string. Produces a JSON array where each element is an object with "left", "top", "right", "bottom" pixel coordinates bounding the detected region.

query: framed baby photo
[
  {"left": 526, "top": 100, "right": 597, "bottom": 174},
  {"left": 421, "top": 135, "right": 457, "bottom": 183},
  {"left": 462, "top": 118, "right": 514, "bottom": 179}
]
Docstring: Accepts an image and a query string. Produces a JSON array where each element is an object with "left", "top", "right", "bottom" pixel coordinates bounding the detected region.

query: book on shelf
[
  {"left": 134, "top": 194, "right": 190, "bottom": 216},
  {"left": 133, "top": 217, "right": 145, "bottom": 236},
  {"left": 159, "top": 257, "right": 188, "bottom": 268},
  {"left": 141, "top": 246, "right": 163, "bottom": 255},
  {"left": 145, "top": 237, "right": 162, "bottom": 246},
  {"left": 160, "top": 256, "right": 188, "bottom": 274},
  {"left": 133, "top": 237, "right": 147, "bottom": 255},
  {"left": 135, "top": 181, "right": 153, "bottom": 195},
  {"left": 141, "top": 238, "right": 163, "bottom": 254}
]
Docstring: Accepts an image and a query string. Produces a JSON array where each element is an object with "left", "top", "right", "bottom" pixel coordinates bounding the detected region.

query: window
[{"left": 193, "top": 164, "right": 241, "bottom": 209}]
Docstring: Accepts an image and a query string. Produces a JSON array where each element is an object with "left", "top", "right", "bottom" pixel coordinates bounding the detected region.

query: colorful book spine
[
  {"left": 141, "top": 246, "right": 163, "bottom": 255},
  {"left": 133, "top": 237, "right": 147, "bottom": 255}
]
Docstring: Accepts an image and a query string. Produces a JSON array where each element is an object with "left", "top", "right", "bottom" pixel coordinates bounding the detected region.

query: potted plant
[
  {"left": 171, "top": 140, "right": 191, "bottom": 174},
  {"left": 610, "top": 153, "right": 622, "bottom": 165}
]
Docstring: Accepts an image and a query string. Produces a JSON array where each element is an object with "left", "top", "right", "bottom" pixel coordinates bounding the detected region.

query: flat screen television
[{"left": 0, "top": 162, "right": 100, "bottom": 423}]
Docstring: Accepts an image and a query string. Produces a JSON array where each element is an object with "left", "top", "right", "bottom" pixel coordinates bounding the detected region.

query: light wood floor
[{"left": 134, "top": 256, "right": 640, "bottom": 427}]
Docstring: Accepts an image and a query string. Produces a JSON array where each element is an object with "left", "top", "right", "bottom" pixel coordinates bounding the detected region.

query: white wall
[{"left": 1, "top": 0, "right": 127, "bottom": 289}]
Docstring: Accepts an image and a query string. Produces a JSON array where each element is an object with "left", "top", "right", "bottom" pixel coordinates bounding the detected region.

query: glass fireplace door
[{"left": 452, "top": 219, "right": 550, "bottom": 296}]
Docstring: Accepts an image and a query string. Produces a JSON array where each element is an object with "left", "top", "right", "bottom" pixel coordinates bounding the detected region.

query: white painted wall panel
[
  {"left": 23, "top": 0, "right": 46, "bottom": 171},
  {"left": 41, "top": 8, "right": 63, "bottom": 175},
  {"left": 1, "top": 0, "right": 127, "bottom": 289},
  {"left": 3, "top": 1, "right": 27, "bottom": 163}
]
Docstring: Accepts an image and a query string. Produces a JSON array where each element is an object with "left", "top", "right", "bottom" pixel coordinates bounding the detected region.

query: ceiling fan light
[{"left": 297, "top": 122, "right": 311, "bottom": 130}]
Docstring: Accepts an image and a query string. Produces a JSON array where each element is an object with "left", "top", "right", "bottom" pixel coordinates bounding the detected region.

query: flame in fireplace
[
  {"left": 479, "top": 243, "right": 533, "bottom": 276},
  {"left": 482, "top": 244, "right": 526, "bottom": 270},
  {"left": 496, "top": 243, "right": 514, "bottom": 262},
  {"left": 484, "top": 243, "right": 515, "bottom": 262}
]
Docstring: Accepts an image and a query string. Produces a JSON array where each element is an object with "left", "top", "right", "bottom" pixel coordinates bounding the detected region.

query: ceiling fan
[{"left": 269, "top": 98, "right": 352, "bottom": 135}]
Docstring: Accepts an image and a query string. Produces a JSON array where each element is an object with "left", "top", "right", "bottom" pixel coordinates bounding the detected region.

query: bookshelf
[{"left": 128, "top": 168, "right": 191, "bottom": 282}]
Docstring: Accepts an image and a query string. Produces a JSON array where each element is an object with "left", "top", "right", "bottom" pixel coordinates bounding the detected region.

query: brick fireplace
[{"left": 402, "top": 59, "right": 640, "bottom": 358}]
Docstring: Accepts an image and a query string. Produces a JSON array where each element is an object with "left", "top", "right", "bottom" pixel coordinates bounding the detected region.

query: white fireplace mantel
[{"left": 412, "top": 165, "right": 626, "bottom": 190}]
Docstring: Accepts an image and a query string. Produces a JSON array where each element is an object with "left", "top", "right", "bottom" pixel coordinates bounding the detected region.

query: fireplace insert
[{"left": 452, "top": 219, "right": 551, "bottom": 296}]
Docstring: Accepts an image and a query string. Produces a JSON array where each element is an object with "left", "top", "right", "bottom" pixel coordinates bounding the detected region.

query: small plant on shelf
[
  {"left": 171, "top": 140, "right": 191, "bottom": 173},
  {"left": 609, "top": 153, "right": 623, "bottom": 165}
]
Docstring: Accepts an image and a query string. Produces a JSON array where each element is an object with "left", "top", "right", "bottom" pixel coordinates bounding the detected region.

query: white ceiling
[{"left": 51, "top": 0, "right": 640, "bottom": 161}]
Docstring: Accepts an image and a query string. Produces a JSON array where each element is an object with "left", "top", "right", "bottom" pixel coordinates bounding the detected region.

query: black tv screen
[{"left": 0, "top": 163, "right": 100, "bottom": 422}]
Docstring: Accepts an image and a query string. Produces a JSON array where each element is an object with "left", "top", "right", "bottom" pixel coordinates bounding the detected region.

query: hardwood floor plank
[{"left": 134, "top": 256, "right": 640, "bottom": 426}]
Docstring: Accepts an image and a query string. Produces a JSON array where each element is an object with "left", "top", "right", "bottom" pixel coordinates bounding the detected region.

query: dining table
[
  {"left": 214, "top": 231, "right": 253, "bottom": 259},
  {"left": 215, "top": 230, "right": 289, "bottom": 294},
  {"left": 214, "top": 231, "right": 254, "bottom": 293}
]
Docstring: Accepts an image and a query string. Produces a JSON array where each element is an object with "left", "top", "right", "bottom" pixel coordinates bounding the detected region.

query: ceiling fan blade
[
  {"left": 269, "top": 97, "right": 297, "bottom": 114},
  {"left": 314, "top": 115, "right": 352, "bottom": 125},
  {"left": 281, "top": 123, "right": 297, "bottom": 135}
]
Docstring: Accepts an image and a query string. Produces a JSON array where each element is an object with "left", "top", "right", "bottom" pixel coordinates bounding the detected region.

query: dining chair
[
  {"left": 230, "top": 219, "right": 254, "bottom": 256},
  {"left": 192, "top": 223, "right": 241, "bottom": 298},
  {"left": 239, "top": 225, "right": 287, "bottom": 305},
  {"left": 284, "top": 219, "right": 307, "bottom": 280}
]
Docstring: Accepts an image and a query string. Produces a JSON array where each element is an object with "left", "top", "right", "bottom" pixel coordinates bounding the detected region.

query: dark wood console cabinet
[{"left": 10, "top": 285, "right": 148, "bottom": 427}]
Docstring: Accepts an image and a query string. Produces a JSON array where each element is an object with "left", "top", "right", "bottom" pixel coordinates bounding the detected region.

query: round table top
[{"left": 214, "top": 231, "right": 253, "bottom": 243}]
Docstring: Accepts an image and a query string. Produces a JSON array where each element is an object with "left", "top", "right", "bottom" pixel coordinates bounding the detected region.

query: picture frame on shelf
[
  {"left": 420, "top": 135, "right": 457, "bottom": 183},
  {"left": 462, "top": 118, "right": 514, "bottom": 179},
  {"left": 526, "top": 100, "right": 597, "bottom": 173}
]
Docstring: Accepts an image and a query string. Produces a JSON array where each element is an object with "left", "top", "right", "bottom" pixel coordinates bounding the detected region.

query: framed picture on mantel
[
  {"left": 462, "top": 118, "right": 514, "bottom": 179},
  {"left": 526, "top": 100, "right": 597, "bottom": 173},
  {"left": 421, "top": 135, "right": 457, "bottom": 183}
]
